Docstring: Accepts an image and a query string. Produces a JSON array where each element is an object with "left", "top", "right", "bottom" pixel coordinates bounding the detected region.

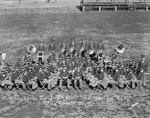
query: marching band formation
[{"left": 0, "top": 39, "right": 148, "bottom": 91}]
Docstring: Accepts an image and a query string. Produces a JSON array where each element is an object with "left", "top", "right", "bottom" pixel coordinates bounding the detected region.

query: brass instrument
[{"left": 27, "top": 45, "right": 36, "bottom": 54}]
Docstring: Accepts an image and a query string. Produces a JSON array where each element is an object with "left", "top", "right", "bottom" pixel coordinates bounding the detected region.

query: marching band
[{"left": 0, "top": 39, "right": 148, "bottom": 91}]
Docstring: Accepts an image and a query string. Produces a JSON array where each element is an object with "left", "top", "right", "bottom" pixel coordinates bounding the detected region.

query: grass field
[
  {"left": 0, "top": 11, "right": 150, "bottom": 118},
  {"left": 0, "top": 11, "right": 150, "bottom": 65}
]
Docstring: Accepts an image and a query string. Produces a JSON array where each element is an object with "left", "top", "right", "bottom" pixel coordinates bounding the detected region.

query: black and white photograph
[{"left": 0, "top": 0, "right": 150, "bottom": 118}]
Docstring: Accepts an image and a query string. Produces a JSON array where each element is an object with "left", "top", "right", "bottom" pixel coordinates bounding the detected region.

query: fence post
[
  {"left": 146, "top": 6, "right": 148, "bottom": 11},
  {"left": 26, "top": 8, "right": 27, "bottom": 14},
  {"left": 5, "top": 9, "right": 7, "bottom": 15},
  {"left": 47, "top": 8, "right": 48, "bottom": 13},
  {"left": 115, "top": 6, "right": 117, "bottom": 11},
  {"left": 58, "top": 7, "right": 59, "bottom": 13},
  {"left": 82, "top": 6, "right": 85, "bottom": 11},
  {"left": 99, "top": 6, "right": 101, "bottom": 11},
  {"left": 16, "top": 8, "right": 17, "bottom": 15}
]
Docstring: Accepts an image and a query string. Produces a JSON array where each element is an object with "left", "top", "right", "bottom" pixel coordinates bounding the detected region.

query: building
[{"left": 81, "top": 0, "right": 150, "bottom": 11}]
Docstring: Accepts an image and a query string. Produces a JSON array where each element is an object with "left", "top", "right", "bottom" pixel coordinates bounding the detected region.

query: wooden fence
[{"left": 0, "top": 7, "right": 79, "bottom": 15}]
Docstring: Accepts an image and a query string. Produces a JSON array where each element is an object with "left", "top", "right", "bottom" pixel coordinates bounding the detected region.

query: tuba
[
  {"left": 115, "top": 44, "right": 125, "bottom": 54},
  {"left": 27, "top": 45, "right": 36, "bottom": 54}
]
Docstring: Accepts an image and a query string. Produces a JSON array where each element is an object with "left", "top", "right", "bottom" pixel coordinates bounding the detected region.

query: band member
[
  {"left": 100, "top": 71, "right": 110, "bottom": 90},
  {"left": 22, "top": 51, "right": 31, "bottom": 64},
  {"left": 66, "top": 55, "right": 70, "bottom": 63},
  {"left": 49, "top": 40, "right": 56, "bottom": 55},
  {"left": 11, "top": 69, "right": 21, "bottom": 84},
  {"left": 26, "top": 68, "right": 38, "bottom": 90},
  {"left": 105, "top": 62, "right": 112, "bottom": 75},
  {"left": 78, "top": 54, "right": 85, "bottom": 71},
  {"left": 133, "top": 63, "right": 139, "bottom": 76},
  {"left": 119, "top": 67, "right": 133, "bottom": 88},
  {"left": 97, "top": 39, "right": 105, "bottom": 58},
  {"left": 67, "top": 60, "right": 75, "bottom": 77},
  {"left": 43, "top": 70, "right": 59, "bottom": 90},
  {"left": 37, "top": 41, "right": 45, "bottom": 64},
  {"left": 112, "top": 68, "right": 120, "bottom": 82},
  {"left": 79, "top": 39, "right": 87, "bottom": 58},
  {"left": 74, "top": 55, "right": 83, "bottom": 72},
  {"left": 60, "top": 39, "right": 67, "bottom": 56},
  {"left": 118, "top": 63, "right": 125, "bottom": 75},
  {"left": 135, "top": 68, "right": 144, "bottom": 88},
  {"left": 0, "top": 52, "right": 6, "bottom": 62},
  {"left": 61, "top": 54, "right": 67, "bottom": 65},
  {"left": 78, "top": 52, "right": 84, "bottom": 63},
  {"left": 51, "top": 59, "right": 58, "bottom": 72},
  {"left": 36, "top": 68, "right": 47, "bottom": 89},
  {"left": 0, "top": 61, "right": 5, "bottom": 70},
  {"left": 14, "top": 58, "right": 22, "bottom": 69},
  {"left": 2, "top": 63, "right": 12, "bottom": 74},
  {"left": 88, "top": 39, "right": 97, "bottom": 61},
  {"left": 89, "top": 67, "right": 104, "bottom": 90},
  {"left": 94, "top": 65, "right": 101, "bottom": 79},
  {"left": 47, "top": 53, "right": 56, "bottom": 63},
  {"left": 14, "top": 71, "right": 27, "bottom": 90},
  {"left": 2, "top": 72, "right": 14, "bottom": 90},
  {"left": 70, "top": 54, "right": 76, "bottom": 67},
  {"left": 128, "top": 60, "right": 133, "bottom": 70},
  {"left": 39, "top": 67, "right": 52, "bottom": 90},
  {"left": 93, "top": 63, "right": 98, "bottom": 74},
  {"left": 59, "top": 64, "right": 69, "bottom": 90},
  {"left": 123, "top": 67, "right": 130, "bottom": 79},
  {"left": 109, "top": 49, "right": 118, "bottom": 63},
  {"left": 85, "top": 57, "right": 93, "bottom": 73},
  {"left": 34, "top": 62, "right": 43, "bottom": 73},
  {"left": 130, "top": 70, "right": 138, "bottom": 89},
  {"left": 57, "top": 58, "right": 63, "bottom": 72},
  {"left": 138, "top": 54, "right": 148, "bottom": 86},
  {"left": 74, "top": 64, "right": 83, "bottom": 90},
  {"left": 22, "top": 71, "right": 32, "bottom": 87},
  {"left": 0, "top": 70, "right": 7, "bottom": 87},
  {"left": 69, "top": 39, "right": 76, "bottom": 56},
  {"left": 67, "top": 62, "right": 74, "bottom": 89},
  {"left": 111, "top": 44, "right": 125, "bottom": 63},
  {"left": 99, "top": 68, "right": 105, "bottom": 80}
]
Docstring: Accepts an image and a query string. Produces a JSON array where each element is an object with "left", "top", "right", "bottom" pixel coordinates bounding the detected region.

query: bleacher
[{"left": 81, "top": 0, "right": 150, "bottom": 11}]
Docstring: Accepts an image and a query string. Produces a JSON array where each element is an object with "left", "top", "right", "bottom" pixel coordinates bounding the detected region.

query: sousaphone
[
  {"left": 115, "top": 44, "right": 125, "bottom": 54},
  {"left": 27, "top": 45, "right": 36, "bottom": 54}
]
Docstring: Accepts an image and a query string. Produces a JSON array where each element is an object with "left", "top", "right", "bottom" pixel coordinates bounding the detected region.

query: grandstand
[{"left": 81, "top": 0, "right": 150, "bottom": 11}]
